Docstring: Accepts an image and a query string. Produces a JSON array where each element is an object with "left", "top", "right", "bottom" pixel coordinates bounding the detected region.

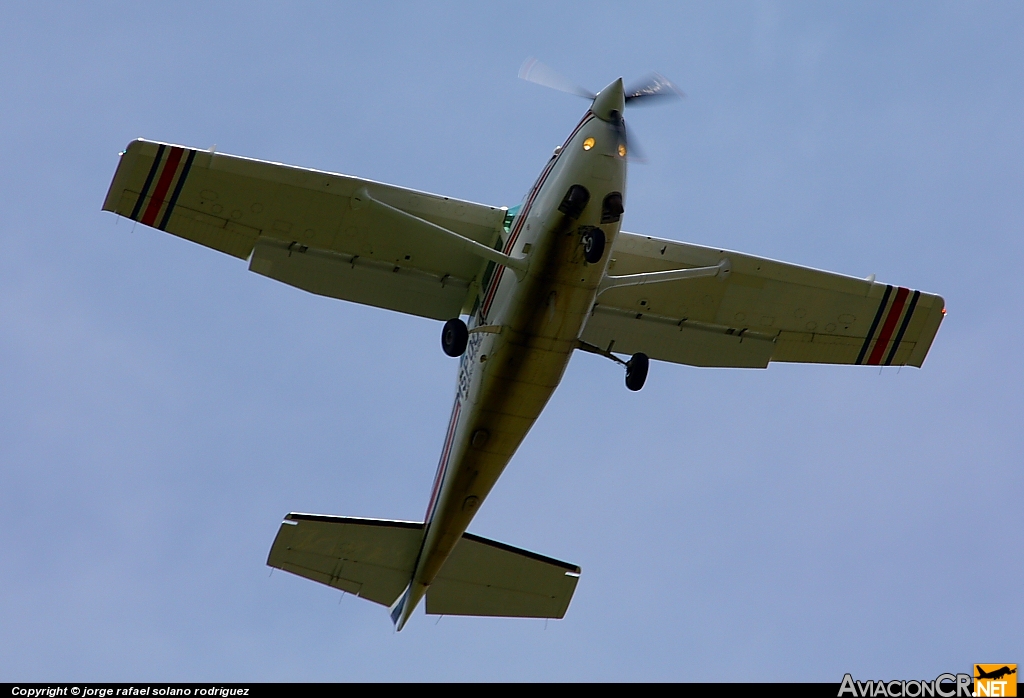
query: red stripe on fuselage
[
  {"left": 424, "top": 399, "right": 461, "bottom": 522},
  {"left": 867, "top": 286, "right": 910, "bottom": 365},
  {"left": 479, "top": 165, "right": 549, "bottom": 317},
  {"left": 479, "top": 112, "right": 597, "bottom": 320},
  {"left": 140, "top": 146, "right": 184, "bottom": 227}
]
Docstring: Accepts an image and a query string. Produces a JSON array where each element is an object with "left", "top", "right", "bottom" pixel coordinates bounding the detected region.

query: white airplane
[{"left": 102, "top": 63, "right": 944, "bottom": 630}]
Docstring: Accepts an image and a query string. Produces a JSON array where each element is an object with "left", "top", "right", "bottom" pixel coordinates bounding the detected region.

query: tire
[
  {"left": 625, "top": 352, "right": 649, "bottom": 391},
  {"left": 582, "top": 227, "right": 606, "bottom": 264},
  {"left": 441, "top": 318, "right": 469, "bottom": 357}
]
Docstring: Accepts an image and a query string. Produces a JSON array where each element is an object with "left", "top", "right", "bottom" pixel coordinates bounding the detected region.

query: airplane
[
  {"left": 976, "top": 666, "right": 1016, "bottom": 681},
  {"left": 101, "top": 62, "right": 944, "bottom": 630}
]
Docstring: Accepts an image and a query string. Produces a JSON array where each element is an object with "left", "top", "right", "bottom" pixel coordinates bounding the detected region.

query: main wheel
[
  {"left": 625, "top": 352, "right": 649, "bottom": 391},
  {"left": 441, "top": 318, "right": 469, "bottom": 357},
  {"left": 582, "top": 227, "right": 606, "bottom": 264}
]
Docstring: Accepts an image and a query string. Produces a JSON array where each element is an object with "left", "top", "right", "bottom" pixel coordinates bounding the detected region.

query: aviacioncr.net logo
[
  {"left": 839, "top": 673, "right": 973, "bottom": 698},
  {"left": 974, "top": 665, "right": 1017, "bottom": 698}
]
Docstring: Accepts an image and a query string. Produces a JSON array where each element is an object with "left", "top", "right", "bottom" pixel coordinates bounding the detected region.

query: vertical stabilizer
[{"left": 391, "top": 581, "right": 429, "bottom": 631}]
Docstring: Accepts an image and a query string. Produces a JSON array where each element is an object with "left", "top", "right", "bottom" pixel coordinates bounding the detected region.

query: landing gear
[
  {"left": 625, "top": 353, "right": 649, "bottom": 391},
  {"left": 575, "top": 341, "right": 651, "bottom": 392},
  {"left": 441, "top": 318, "right": 468, "bottom": 357},
  {"left": 581, "top": 227, "right": 606, "bottom": 264}
]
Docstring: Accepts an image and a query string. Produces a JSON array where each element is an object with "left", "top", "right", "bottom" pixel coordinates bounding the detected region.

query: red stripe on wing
[
  {"left": 867, "top": 286, "right": 910, "bottom": 365},
  {"left": 140, "top": 146, "right": 184, "bottom": 227}
]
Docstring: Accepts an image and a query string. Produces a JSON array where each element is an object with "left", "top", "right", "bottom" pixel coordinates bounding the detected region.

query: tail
[
  {"left": 388, "top": 581, "right": 429, "bottom": 631},
  {"left": 268, "top": 513, "right": 581, "bottom": 630},
  {"left": 388, "top": 585, "right": 412, "bottom": 626}
]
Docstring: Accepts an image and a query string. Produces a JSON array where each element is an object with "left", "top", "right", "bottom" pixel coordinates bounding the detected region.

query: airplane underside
[{"left": 101, "top": 63, "right": 944, "bottom": 630}]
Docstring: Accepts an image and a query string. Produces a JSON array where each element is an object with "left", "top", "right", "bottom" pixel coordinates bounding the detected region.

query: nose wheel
[
  {"left": 581, "top": 227, "right": 606, "bottom": 264},
  {"left": 441, "top": 318, "right": 469, "bottom": 357},
  {"left": 625, "top": 353, "right": 649, "bottom": 391}
]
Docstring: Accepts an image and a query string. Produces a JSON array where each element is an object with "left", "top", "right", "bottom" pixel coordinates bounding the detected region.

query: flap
[
  {"left": 583, "top": 304, "right": 775, "bottom": 368},
  {"left": 249, "top": 237, "right": 469, "bottom": 321}
]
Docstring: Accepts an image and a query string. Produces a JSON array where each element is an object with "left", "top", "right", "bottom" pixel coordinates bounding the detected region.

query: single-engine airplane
[{"left": 102, "top": 62, "right": 944, "bottom": 630}]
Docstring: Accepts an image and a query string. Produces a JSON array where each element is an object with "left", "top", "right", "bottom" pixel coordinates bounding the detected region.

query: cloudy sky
[{"left": 1, "top": 1, "right": 1020, "bottom": 682}]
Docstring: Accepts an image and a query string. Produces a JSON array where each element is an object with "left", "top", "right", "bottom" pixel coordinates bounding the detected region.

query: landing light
[
  {"left": 618, "top": 143, "right": 627, "bottom": 157},
  {"left": 582, "top": 137, "right": 595, "bottom": 151}
]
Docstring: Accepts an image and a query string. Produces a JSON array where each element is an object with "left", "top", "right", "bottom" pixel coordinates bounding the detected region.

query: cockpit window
[{"left": 503, "top": 204, "right": 523, "bottom": 233}]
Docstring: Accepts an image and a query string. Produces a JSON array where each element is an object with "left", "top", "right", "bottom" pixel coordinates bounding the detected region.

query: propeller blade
[
  {"left": 518, "top": 57, "right": 596, "bottom": 100},
  {"left": 622, "top": 119, "right": 647, "bottom": 163},
  {"left": 607, "top": 110, "right": 646, "bottom": 163},
  {"left": 624, "top": 73, "right": 685, "bottom": 104}
]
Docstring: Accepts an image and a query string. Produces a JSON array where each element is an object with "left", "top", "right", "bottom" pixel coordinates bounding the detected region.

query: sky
[{"left": 1, "top": 1, "right": 1021, "bottom": 682}]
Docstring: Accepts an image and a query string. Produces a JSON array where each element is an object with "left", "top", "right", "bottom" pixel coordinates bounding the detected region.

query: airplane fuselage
[{"left": 394, "top": 95, "right": 628, "bottom": 627}]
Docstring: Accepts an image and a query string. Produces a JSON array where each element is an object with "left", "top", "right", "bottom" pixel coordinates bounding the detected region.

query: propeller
[
  {"left": 625, "top": 73, "right": 686, "bottom": 104},
  {"left": 608, "top": 109, "right": 647, "bottom": 163},
  {"left": 518, "top": 58, "right": 682, "bottom": 162},
  {"left": 518, "top": 57, "right": 596, "bottom": 100}
]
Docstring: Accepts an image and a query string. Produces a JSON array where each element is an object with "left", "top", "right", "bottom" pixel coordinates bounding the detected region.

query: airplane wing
[
  {"left": 581, "top": 231, "right": 945, "bottom": 368},
  {"left": 102, "top": 139, "right": 508, "bottom": 320},
  {"left": 268, "top": 513, "right": 580, "bottom": 618}
]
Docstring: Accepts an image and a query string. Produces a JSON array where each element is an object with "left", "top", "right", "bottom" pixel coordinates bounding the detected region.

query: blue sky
[{"left": 1, "top": 1, "right": 1021, "bottom": 682}]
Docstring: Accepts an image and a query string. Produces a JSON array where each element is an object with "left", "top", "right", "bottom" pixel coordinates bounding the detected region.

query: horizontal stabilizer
[
  {"left": 268, "top": 513, "right": 581, "bottom": 619},
  {"left": 267, "top": 514, "right": 423, "bottom": 606},
  {"left": 426, "top": 533, "right": 581, "bottom": 619}
]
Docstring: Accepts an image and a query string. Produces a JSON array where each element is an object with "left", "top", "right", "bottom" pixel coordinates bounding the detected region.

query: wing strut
[
  {"left": 357, "top": 188, "right": 530, "bottom": 279},
  {"left": 575, "top": 338, "right": 628, "bottom": 366},
  {"left": 598, "top": 258, "right": 730, "bottom": 295}
]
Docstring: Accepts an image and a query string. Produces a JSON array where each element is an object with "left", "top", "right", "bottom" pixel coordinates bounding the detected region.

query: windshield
[{"left": 503, "top": 204, "right": 522, "bottom": 233}]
